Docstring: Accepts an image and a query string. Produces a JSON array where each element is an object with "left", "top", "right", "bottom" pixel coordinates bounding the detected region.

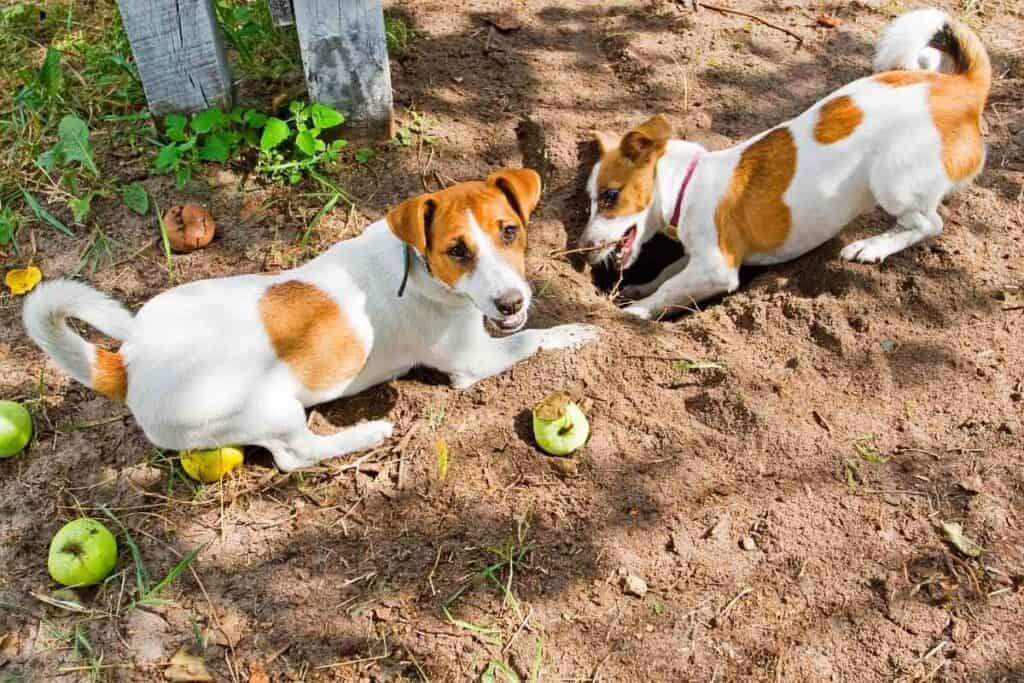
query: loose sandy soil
[{"left": 2, "top": 1, "right": 1023, "bottom": 681}]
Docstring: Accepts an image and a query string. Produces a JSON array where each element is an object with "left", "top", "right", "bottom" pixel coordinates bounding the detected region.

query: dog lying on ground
[
  {"left": 23, "top": 169, "right": 599, "bottom": 471},
  {"left": 579, "top": 9, "right": 990, "bottom": 320}
]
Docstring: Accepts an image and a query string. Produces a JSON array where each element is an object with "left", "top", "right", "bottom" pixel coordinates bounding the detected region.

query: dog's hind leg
[
  {"left": 255, "top": 398, "right": 393, "bottom": 472},
  {"left": 840, "top": 210, "right": 943, "bottom": 264}
]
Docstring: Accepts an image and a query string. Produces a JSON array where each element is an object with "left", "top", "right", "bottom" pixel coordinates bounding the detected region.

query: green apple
[
  {"left": 48, "top": 518, "right": 118, "bottom": 587},
  {"left": 0, "top": 400, "right": 32, "bottom": 458},
  {"left": 532, "top": 392, "right": 590, "bottom": 456}
]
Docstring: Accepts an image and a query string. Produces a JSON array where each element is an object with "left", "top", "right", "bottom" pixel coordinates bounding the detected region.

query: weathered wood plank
[
  {"left": 293, "top": 0, "right": 394, "bottom": 139},
  {"left": 116, "top": 0, "right": 232, "bottom": 115},
  {"left": 267, "top": 0, "right": 294, "bottom": 27}
]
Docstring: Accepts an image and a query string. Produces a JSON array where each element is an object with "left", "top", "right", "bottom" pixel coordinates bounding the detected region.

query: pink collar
[{"left": 669, "top": 152, "right": 702, "bottom": 228}]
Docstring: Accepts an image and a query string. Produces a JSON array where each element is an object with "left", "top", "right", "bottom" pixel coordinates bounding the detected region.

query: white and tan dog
[
  {"left": 23, "top": 169, "right": 599, "bottom": 471},
  {"left": 580, "top": 9, "right": 990, "bottom": 319}
]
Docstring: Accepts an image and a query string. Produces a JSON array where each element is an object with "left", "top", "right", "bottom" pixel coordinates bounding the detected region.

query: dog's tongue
[{"left": 617, "top": 227, "right": 637, "bottom": 264}]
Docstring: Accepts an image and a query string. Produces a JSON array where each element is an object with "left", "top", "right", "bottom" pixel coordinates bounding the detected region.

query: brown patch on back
[
  {"left": 259, "top": 281, "right": 367, "bottom": 392},
  {"left": 93, "top": 348, "right": 127, "bottom": 401},
  {"left": 875, "top": 71, "right": 985, "bottom": 182},
  {"left": 714, "top": 127, "right": 797, "bottom": 268},
  {"left": 814, "top": 95, "right": 863, "bottom": 144}
]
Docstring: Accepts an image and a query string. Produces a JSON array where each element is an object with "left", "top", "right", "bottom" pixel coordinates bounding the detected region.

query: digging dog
[
  {"left": 23, "top": 169, "right": 599, "bottom": 471},
  {"left": 579, "top": 9, "right": 990, "bottom": 320}
]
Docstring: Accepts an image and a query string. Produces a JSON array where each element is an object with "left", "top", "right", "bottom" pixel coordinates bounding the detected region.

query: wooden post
[
  {"left": 267, "top": 0, "right": 294, "bottom": 27},
  {"left": 293, "top": 0, "right": 394, "bottom": 140},
  {"left": 116, "top": 0, "right": 232, "bottom": 115}
]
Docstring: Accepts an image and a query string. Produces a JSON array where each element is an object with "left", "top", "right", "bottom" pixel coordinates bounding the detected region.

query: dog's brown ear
[
  {"left": 592, "top": 130, "right": 621, "bottom": 155},
  {"left": 487, "top": 168, "right": 542, "bottom": 224},
  {"left": 621, "top": 114, "right": 672, "bottom": 162},
  {"left": 386, "top": 193, "right": 436, "bottom": 254}
]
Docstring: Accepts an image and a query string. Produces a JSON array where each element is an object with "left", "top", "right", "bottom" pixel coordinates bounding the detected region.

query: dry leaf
[
  {"left": 484, "top": 12, "right": 522, "bottom": 32},
  {"left": 5, "top": 266, "right": 42, "bottom": 295},
  {"left": 941, "top": 521, "right": 983, "bottom": 558},
  {"left": 165, "top": 648, "right": 213, "bottom": 682},
  {"left": 248, "top": 663, "right": 270, "bottom": 683},
  {"left": 205, "top": 612, "right": 245, "bottom": 648},
  {"left": 817, "top": 14, "right": 842, "bottom": 28},
  {"left": 1000, "top": 290, "right": 1024, "bottom": 310},
  {"left": 1, "top": 630, "right": 21, "bottom": 660}
]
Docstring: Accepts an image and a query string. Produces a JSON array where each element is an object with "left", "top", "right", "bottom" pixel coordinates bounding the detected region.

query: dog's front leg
[
  {"left": 623, "top": 257, "right": 738, "bottom": 320},
  {"left": 447, "top": 324, "right": 600, "bottom": 389},
  {"left": 619, "top": 255, "right": 690, "bottom": 302}
]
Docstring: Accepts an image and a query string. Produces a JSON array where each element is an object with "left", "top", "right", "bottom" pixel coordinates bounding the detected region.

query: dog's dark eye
[
  {"left": 500, "top": 225, "right": 518, "bottom": 244},
  {"left": 599, "top": 188, "right": 620, "bottom": 209},
  {"left": 447, "top": 241, "right": 470, "bottom": 261}
]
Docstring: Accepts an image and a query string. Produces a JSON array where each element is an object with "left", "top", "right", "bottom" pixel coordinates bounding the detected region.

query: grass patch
[
  {"left": 99, "top": 505, "right": 207, "bottom": 608},
  {"left": 385, "top": 12, "right": 416, "bottom": 57},
  {"left": 442, "top": 539, "right": 534, "bottom": 644}
]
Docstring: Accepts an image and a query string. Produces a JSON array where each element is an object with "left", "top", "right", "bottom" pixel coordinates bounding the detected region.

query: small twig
[
  {"left": 547, "top": 240, "right": 617, "bottom": 258},
  {"left": 592, "top": 651, "right": 614, "bottom": 683},
  {"left": 712, "top": 587, "right": 752, "bottom": 626},
  {"left": 697, "top": 3, "right": 804, "bottom": 45},
  {"left": 428, "top": 544, "right": 444, "bottom": 596},
  {"left": 862, "top": 488, "right": 930, "bottom": 497},
  {"left": 502, "top": 607, "right": 533, "bottom": 653},
  {"left": 895, "top": 446, "right": 942, "bottom": 460}
]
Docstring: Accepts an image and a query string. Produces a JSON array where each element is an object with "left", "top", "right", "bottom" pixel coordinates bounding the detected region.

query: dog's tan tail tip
[{"left": 93, "top": 348, "right": 127, "bottom": 401}]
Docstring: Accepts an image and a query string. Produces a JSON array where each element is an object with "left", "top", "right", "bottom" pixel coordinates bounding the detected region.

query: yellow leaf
[
  {"left": 435, "top": 439, "right": 449, "bottom": 482},
  {"left": 5, "top": 266, "right": 42, "bottom": 295},
  {"left": 165, "top": 648, "right": 213, "bottom": 681}
]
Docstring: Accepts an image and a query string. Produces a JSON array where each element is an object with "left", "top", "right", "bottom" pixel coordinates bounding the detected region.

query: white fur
[
  {"left": 873, "top": 8, "right": 955, "bottom": 74},
  {"left": 22, "top": 279, "right": 134, "bottom": 386},
  {"left": 456, "top": 215, "right": 533, "bottom": 331},
  {"left": 24, "top": 214, "right": 598, "bottom": 472},
  {"left": 581, "top": 9, "right": 982, "bottom": 320}
]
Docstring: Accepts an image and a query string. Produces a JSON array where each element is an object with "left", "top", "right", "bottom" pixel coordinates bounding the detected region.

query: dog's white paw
[
  {"left": 355, "top": 419, "right": 394, "bottom": 448},
  {"left": 540, "top": 324, "right": 601, "bottom": 351},
  {"left": 621, "top": 303, "right": 653, "bottom": 320},
  {"left": 841, "top": 238, "right": 890, "bottom": 264}
]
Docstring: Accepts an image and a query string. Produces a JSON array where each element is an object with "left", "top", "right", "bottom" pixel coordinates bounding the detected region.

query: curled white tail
[
  {"left": 874, "top": 8, "right": 953, "bottom": 73},
  {"left": 22, "top": 279, "right": 134, "bottom": 399},
  {"left": 874, "top": 9, "right": 991, "bottom": 93}
]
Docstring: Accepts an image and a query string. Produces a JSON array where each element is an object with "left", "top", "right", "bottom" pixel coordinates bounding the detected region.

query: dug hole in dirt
[{"left": 2, "top": 1, "right": 1023, "bottom": 681}]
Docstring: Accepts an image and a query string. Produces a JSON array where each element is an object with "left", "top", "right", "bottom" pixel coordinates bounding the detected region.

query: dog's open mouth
[
  {"left": 487, "top": 310, "right": 528, "bottom": 335},
  {"left": 615, "top": 226, "right": 638, "bottom": 268}
]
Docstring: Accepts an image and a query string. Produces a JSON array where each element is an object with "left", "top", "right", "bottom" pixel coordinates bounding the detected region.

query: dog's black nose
[{"left": 495, "top": 291, "right": 524, "bottom": 316}]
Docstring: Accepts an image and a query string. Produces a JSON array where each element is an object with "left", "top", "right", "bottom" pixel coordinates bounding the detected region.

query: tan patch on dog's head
[
  {"left": 93, "top": 348, "right": 127, "bottom": 401},
  {"left": 593, "top": 115, "right": 672, "bottom": 218},
  {"left": 260, "top": 281, "right": 367, "bottom": 392},
  {"left": 814, "top": 95, "right": 863, "bottom": 144},
  {"left": 714, "top": 127, "right": 797, "bottom": 268},
  {"left": 386, "top": 169, "right": 539, "bottom": 287}
]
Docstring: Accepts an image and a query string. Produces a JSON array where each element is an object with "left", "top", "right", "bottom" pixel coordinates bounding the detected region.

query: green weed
[
  {"left": 153, "top": 102, "right": 349, "bottom": 187},
  {"left": 384, "top": 13, "right": 416, "bottom": 57},
  {"left": 98, "top": 505, "right": 206, "bottom": 609}
]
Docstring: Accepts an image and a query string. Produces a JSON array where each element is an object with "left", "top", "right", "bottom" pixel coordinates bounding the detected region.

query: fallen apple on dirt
[
  {"left": 179, "top": 446, "right": 244, "bottom": 482},
  {"left": 0, "top": 400, "right": 32, "bottom": 458},
  {"left": 48, "top": 518, "right": 118, "bottom": 587},
  {"left": 532, "top": 391, "right": 590, "bottom": 456},
  {"left": 163, "top": 203, "right": 216, "bottom": 253}
]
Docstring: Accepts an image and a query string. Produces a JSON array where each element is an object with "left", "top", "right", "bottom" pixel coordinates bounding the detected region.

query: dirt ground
[{"left": 2, "top": 0, "right": 1024, "bottom": 681}]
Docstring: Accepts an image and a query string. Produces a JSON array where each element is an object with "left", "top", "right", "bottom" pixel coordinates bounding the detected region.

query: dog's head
[
  {"left": 387, "top": 168, "right": 541, "bottom": 333},
  {"left": 580, "top": 114, "right": 673, "bottom": 270}
]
